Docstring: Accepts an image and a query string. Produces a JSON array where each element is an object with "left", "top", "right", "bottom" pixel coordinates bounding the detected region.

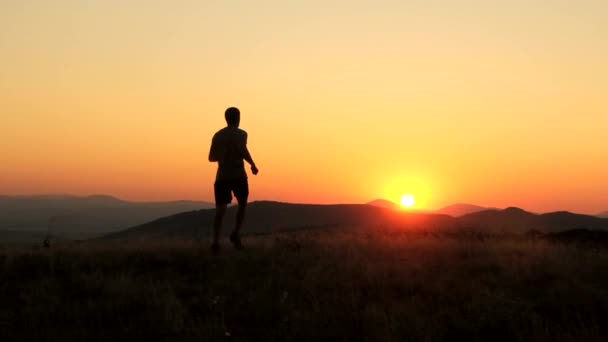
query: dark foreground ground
[{"left": 2, "top": 229, "right": 608, "bottom": 341}]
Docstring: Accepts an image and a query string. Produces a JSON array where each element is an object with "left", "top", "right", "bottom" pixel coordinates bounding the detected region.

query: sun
[{"left": 400, "top": 194, "right": 416, "bottom": 208}]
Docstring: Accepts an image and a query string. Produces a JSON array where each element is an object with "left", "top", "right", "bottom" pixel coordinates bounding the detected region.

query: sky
[{"left": 1, "top": 0, "right": 607, "bottom": 214}]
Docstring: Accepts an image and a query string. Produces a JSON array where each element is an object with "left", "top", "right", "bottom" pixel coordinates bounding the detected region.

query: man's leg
[
  {"left": 212, "top": 180, "right": 231, "bottom": 252},
  {"left": 230, "top": 179, "right": 249, "bottom": 250},
  {"left": 212, "top": 203, "right": 227, "bottom": 246},
  {"left": 233, "top": 201, "right": 247, "bottom": 237},
  {"left": 229, "top": 201, "right": 246, "bottom": 250}
]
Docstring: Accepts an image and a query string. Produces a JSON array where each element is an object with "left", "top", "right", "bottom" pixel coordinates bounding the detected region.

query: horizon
[
  {"left": 2, "top": 1, "right": 607, "bottom": 214},
  {"left": 1, "top": 192, "right": 605, "bottom": 216}
]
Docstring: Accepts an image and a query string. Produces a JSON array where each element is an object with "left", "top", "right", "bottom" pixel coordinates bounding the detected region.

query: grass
[{"left": 2, "top": 229, "right": 608, "bottom": 341}]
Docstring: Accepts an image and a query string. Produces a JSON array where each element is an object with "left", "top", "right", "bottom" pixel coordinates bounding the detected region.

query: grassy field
[{"left": 2, "top": 229, "right": 608, "bottom": 341}]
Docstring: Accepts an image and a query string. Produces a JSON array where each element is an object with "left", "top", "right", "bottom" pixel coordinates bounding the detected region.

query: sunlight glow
[
  {"left": 1, "top": 1, "right": 606, "bottom": 213},
  {"left": 384, "top": 176, "right": 431, "bottom": 210},
  {"left": 400, "top": 194, "right": 416, "bottom": 208}
]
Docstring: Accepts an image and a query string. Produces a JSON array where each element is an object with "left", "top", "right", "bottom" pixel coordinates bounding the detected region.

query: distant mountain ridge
[
  {"left": 0, "top": 195, "right": 214, "bottom": 239},
  {"left": 435, "top": 203, "right": 497, "bottom": 217},
  {"left": 598, "top": 211, "right": 608, "bottom": 219},
  {"left": 366, "top": 199, "right": 496, "bottom": 217},
  {"left": 459, "top": 207, "right": 608, "bottom": 233},
  {"left": 105, "top": 202, "right": 608, "bottom": 240},
  {"left": 366, "top": 199, "right": 401, "bottom": 210}
]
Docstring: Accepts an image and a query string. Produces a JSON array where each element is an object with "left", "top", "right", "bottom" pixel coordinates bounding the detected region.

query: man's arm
[
  {"left": 244, "top": 147, "right": 258, "bottom": 175},
  {"left": 243, "top": 146, "right": 255, "bottom": 166},
  {"left": 208, "top": 136, "right": 218, "bottom": 162},
  {"left": 241, "top": 132, "right": 258, "bottom": 175}
]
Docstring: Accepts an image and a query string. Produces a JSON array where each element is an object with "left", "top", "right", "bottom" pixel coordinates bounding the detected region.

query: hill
[
  {"left": 367, "top": 200, "right": 494, "bottom": 216},
  {"left": 104, "top": 201, "right": 458, "bottom": 239},
  {"left": 0, "top": 195, "right": 213, "bottom": 240},
  {"left": 435, "top": 203, "right": 496, "bottom": 217},
  {"left": 105, "top": 202, "right": 608, "bottom": 240},
  {"left": 459, "top": 207, "right": 608, "bottom": 233},
  {"left": 366, "top": 199, "right": 401, "bottom": 210},
  {"left": 598, "top": 211, "right": 608, "bottom": 218}
]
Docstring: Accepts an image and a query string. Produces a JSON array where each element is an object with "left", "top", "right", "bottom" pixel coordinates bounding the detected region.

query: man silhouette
[{"left": 208, "top": 107, "right": 258, "bottom": 253}]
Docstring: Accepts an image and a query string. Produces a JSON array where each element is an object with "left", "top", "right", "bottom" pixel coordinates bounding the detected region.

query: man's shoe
[{"left": 229, "top": 233, "right": 244, "bottom": 250}]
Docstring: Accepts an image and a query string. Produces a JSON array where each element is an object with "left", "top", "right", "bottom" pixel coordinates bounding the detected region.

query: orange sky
[{"left": 1, "top": 1, "right": 607, "bottom": 214}]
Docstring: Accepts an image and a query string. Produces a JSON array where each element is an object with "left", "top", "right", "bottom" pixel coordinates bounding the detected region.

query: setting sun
[{"left": 400, "top": 194, "right": 416, "bottom": 208}]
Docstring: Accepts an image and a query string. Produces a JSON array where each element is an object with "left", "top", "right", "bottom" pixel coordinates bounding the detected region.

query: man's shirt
[{"left": 209, "top": 126, "right": 248, "bottom": 181}]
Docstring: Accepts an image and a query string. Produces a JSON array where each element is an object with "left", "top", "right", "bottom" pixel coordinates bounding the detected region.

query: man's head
[{"left": 225, "top": 107, "right": 240, "bottom": 127}]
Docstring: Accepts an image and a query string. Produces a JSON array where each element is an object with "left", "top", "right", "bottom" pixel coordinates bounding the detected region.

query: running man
[{"left": 208, "top": 107, "right": 259, "bottom": 253}]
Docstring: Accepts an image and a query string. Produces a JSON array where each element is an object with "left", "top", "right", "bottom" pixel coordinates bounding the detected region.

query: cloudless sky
[{"left": 1, "top": 0, "right": 607, "bottom": 213}]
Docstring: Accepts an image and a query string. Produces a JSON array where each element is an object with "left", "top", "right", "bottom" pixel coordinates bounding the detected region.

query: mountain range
[
  {"left": 0, "top": 195, "right": 213, "bottom": 240},
  {"left": 2, "top": 195, "right": 606, "bottom": 243},
  {"left": 367, "top": 199, "right": 497, "bottom": 217},
  {"left": 435, "top": 203, "right": 499, "bottom": 217},
  {"left": 366, "top": 199, "right": 401, "bottom": 210},
  {"left": 105, "top": 201, "right": 608, "bottom": 240}
]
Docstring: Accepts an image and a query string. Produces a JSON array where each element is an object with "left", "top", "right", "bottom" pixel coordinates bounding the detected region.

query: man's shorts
[{"left": 214, "top": 178, "right": 249, "bottom": 205}]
